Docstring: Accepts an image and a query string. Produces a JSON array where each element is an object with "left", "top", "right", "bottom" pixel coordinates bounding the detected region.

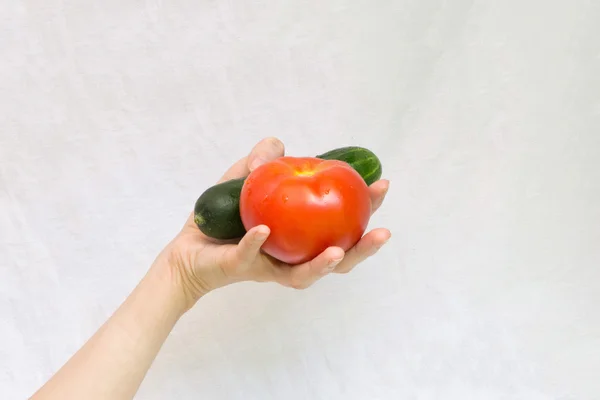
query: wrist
[
  {"left": 152, "top": 243, "right": 210, "bottom": 313},
  {"left": 147, "top": 256, "right": 198, "bottom": 317}
]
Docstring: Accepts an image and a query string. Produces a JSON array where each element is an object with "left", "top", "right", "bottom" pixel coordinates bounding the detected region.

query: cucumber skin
[
  {"left": 194, "top": 146, "right": 383, "bottom": 240},
  {"left": 194, "top": 177, "right": 247, "bottom": 240},
  {"left": 316, "top": 146, "right": 382, "bottom": 186}
]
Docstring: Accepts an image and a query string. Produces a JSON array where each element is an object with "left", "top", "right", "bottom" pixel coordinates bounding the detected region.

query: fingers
[
  {"left": 218, "top": 137, "right": 285, "bottom": 183},
  {"left": 277, "top": 247, "right": 345, "bottom": 290},
  {"left": 333, "top": 228, "right": 391, "bottom": 274},
  {"left": 220, "top": 225, "right": 271, "bottom": 281},
  {"left": 233, "top": 227, "right": 390, "bottom": 288},
  {"left": 247, "top": 137, "right": 285, "bottom": 171},
  {"left": 235, "top": 225, "right": 270, "bottom": 264},
  {"left": 217, "top": 157, "right": 251, "bottom": 183},
  {"left": 369, "top": 179, "right": 390, "bottom": 214}
]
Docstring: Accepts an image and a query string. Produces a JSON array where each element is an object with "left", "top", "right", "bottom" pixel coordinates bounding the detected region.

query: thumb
[{"left": 248, "top": 137, "right": 285, "bottom": 171}]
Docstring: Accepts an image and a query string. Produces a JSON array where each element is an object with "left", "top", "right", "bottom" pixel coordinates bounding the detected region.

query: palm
[{"left": 175, "top": 138, "right": 390, "bottom": 295}]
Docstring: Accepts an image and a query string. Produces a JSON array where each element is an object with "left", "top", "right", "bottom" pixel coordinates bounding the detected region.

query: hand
[{"left": 162, "top": 137, "right": 391, "bottom": 309}]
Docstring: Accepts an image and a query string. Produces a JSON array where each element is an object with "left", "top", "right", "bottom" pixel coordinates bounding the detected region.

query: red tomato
[{"left": 239, "top": 156, "right": 371, "bottom": 265}]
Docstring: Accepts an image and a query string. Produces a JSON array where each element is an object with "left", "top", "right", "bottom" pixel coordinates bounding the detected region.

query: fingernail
[
  {"left": 250, "top": 158, "right": 266, "bottom": 171},
  {"left": 255, "top": 229, "right": 269, "bottom": 241},
  {"left": 256, "top": 233, "right": 268, "bottom": 241},
  {"left": 382, "top": 180, "right": 390, "bottom": 194},
  {"left": 324, "top": 257, "right": 343, "bottom": 272},
  {"left": 376, "top": 236, "right": 391, "bottom": 250}
]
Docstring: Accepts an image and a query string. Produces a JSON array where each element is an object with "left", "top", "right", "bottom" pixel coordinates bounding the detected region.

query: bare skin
[{"left": 31, "top": 137, "right": 391, "bottom": 400}]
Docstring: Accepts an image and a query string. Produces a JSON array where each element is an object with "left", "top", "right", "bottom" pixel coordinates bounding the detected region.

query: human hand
[{"left": 161, "top": 138, "right": 391, "bottom": 309}]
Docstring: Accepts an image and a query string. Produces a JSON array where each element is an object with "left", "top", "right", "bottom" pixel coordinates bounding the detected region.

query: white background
[{"left": 1, "top": 1, "right": 599, "bottom": 399}]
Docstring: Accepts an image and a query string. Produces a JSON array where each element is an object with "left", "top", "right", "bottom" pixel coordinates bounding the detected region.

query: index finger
[{"left": 218, "top": 137, "right": 285, "bottom": 183}]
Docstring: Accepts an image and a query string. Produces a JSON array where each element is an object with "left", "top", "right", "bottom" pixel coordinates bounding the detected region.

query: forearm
[{"left": 31, "top": 258, "right": 190, "bottom": 400}]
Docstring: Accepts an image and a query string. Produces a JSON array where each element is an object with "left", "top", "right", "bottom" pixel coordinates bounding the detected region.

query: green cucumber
[
  {"left": 193, "top": 177, "right": 247, "bottom": 240},
  {"left": 315, "top": 146, "right": 382, "bottom": 186},
  {"left": 194, "top": 146, "right": 382, "bottom": 240}
]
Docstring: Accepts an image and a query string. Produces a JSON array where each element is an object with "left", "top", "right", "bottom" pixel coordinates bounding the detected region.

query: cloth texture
[{"left": 1, "top": 1, "right": 599, "bottom": 399}]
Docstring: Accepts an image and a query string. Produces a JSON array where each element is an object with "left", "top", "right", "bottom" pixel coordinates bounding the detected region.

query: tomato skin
[{"left": 239, "top": 157, "right": 372, "bottom": 265}]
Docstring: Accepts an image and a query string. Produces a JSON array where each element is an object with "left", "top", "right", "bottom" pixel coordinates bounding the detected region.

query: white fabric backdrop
[{"left": 1, "top": 1, "right": 599, "bottom": 399}]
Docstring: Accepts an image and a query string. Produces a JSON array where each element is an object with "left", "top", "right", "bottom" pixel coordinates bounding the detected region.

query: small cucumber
[
  {"left": 194, "top": 146, "right": 383, "bottom": 240},
  {"left": 193, "top": 177, "right": 247, "bottom": 240},
  {"left": 316, "top": 146, "right": 382, "bottom": 186}
]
